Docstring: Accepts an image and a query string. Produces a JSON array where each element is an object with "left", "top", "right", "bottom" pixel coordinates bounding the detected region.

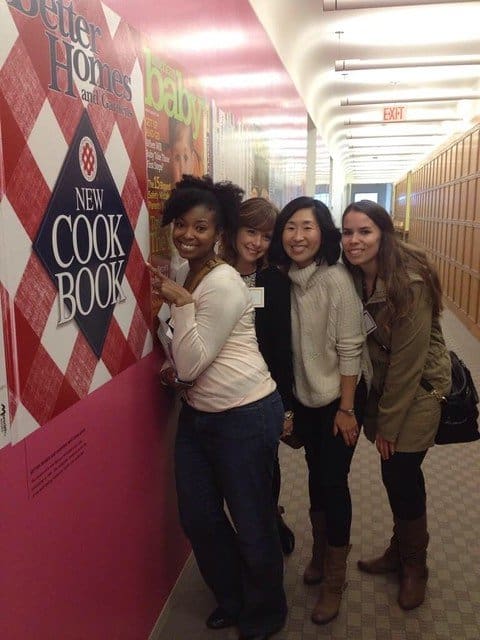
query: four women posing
[{"left": 152, "top": 179, "right": 451, "bottom": 637}]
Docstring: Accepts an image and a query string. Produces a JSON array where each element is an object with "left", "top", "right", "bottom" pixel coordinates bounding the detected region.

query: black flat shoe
[
  {"left": 206, "top": 606, "right": 237, "bottom": 630},
  {"left": 277, "top": 513, "right": 295, "bottom": 555}
]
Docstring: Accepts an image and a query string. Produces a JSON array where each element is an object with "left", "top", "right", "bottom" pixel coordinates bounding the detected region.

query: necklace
[{"left": 241, "top": 271, "right": 257, "bottom": 288}]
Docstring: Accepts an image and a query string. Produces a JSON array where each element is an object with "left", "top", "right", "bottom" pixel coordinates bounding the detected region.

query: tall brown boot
[
  {"left": 397, "top": 514, "right": 429, "bottom": 610},
  {"left": 357, "top": 518, "right": 400, "bottom": 574},
  {"left": 303, "top": 511, "right": 327, "bottom": 585},
  {"left": 311, "top": 544, "right": 351, "bottom": 625}
]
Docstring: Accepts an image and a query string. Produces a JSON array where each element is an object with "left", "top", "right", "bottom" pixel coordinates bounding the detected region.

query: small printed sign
[
  {"left": 383, "top": 106, "right": 406, "bottom": 122},
  {"left": 363, "top": 308, "right": 377, "bottom": 335},
  {"left": 249, "top": 287, "right": 265, "bottom": 308}
]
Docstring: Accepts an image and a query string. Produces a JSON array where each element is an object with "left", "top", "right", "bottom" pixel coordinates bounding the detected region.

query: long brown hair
[
  {"left": 342, "top": 200, "right": 443, "bottom": 330},
  {"left": 220, "top": 197, "right": 278, "bottom": 270}
]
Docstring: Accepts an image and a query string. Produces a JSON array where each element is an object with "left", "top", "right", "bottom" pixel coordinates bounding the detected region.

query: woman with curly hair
[
  {"left": 341, "top": 199, "right": 451, "bottom": 610},
  {"left": 150, "top": 176, "right": 286, "bottom": 640}
]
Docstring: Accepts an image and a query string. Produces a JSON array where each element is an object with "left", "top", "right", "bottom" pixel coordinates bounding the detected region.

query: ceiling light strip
[
  {"left": 345, "top": 118, "right": 462, "bottom": 125},
  {"left": 335, "top": 54, "right": 480, "bottom": 72},
  {"left": 325, "top": 0, "right": 474, "bottom": 10},
  {"left": 347, "top": 133, "right": 444, "bottom": 139},
  {"left": 341, "top": 93, "right": 480, "bottom": 106}
]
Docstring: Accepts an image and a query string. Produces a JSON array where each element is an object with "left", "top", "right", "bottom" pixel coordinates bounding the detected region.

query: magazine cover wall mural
[
  {"left": 0, "top": 0, "right": 152, "bottom": 445},
  {"left": 143, "top": 46, "right": 209, "bottom": 289}
]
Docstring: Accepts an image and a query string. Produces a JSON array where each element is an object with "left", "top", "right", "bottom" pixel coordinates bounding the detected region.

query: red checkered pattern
[
  {"left": 80, "top": 141, "right": 96, "bottom": 178},
  {"left": 0, "top": 1, "right": 152, "bottom": 444}
]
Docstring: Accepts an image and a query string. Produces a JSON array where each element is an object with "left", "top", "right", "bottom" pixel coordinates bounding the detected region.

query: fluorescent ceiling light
[
  {"left": 324, "top": 1, "right": 469, "bottom": 10},
  {"left": 349, "top": 152, "right": 424, "bottom": 157},
  {"left": 341, "top": 93, "right": 480, "bottom": 106},
  {"left": 349, "top": 143, "right": 435, "bottom": 148},
  {"left": 248, "top": 128, "right": 307, "bottom": 139},
  {"left": 199, "top": 71, "right": 287, "bottom": 90},
  {"left": 160, "top": 29, "right": 247, "bottom": 53},
  {"left": 243, "top": 115, "right": 306, "bottom": 126},
  {"left": 347, "top": 133, "right": 444, "bottom": 139},
  {"left": 344, "top": 117, "right": 462, "bottom": 126},
  {"left": 335, "top": 54, "right": 480, "bottom": 72}
]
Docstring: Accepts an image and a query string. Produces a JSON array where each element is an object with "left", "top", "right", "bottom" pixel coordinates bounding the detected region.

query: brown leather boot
[
  {"left": 311, "top": 544, "right": 351, "bottom": 625},
  {"left": 357, "top": 519, "right": 400, "bottom": 574},
  {"left": 303, "top": 511, "right": 327, "bottom": 585},
  {"left": 397, "top": 514, "right": 429, "bottom": 610}
]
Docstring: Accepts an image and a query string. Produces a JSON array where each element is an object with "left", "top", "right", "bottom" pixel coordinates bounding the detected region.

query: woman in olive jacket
[{"left": 341, "top": 200, "right": 451, "bottom": 611}]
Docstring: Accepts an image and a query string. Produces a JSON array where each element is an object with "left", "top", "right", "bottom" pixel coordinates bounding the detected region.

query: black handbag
[{"left": 421, "top": 351, "right": 480, "bottom": 445}]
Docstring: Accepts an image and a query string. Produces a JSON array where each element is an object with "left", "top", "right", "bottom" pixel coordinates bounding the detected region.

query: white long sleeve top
[
  {"left": 289, "top": 261, "right": 368, "bottom": 408},
  {"left": 170, "top": 264, "right": 276, "bottom": 412}
]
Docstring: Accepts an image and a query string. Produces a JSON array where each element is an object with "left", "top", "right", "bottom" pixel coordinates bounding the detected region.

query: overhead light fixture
[
  {"left": 341, "top": 93, "right": 480, "bottom": 106},
  {"left": 344, "top": 117, "right": 462, "bottom": 126},
  {"left": 324, "top": 0, "right": 476, "bottom": 10},
  {"left": 349, "top": 143, "right": 435, "bottom": 148},
  {"left": 349, "top": 151, "right": 424, "bottom": 157},
  {"left": 347, "top": 133, "right": 443, "bottom": 139},
  {"left": 161, "top": 29, "right": 247, "bottom": 53},
  {"left": 199, "top": 71, "right": 287, "bottom": 90},
  {"left": 243, "top": 115, "right": 307, "bottom": 126},
  {"left": 335, "top": 54, "right": 480, "bottom": 72}
]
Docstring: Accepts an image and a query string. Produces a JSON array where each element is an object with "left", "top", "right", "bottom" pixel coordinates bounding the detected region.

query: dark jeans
[
  {"left": 272, "top": 456, "right": 281, "bottom": 508},
  {"left": 294, "top": 378, "right": 367, "bottom": 547},
  {"left": 174, "top": 391, "right": 287, "bottom": 636},
  {"left": 381, "top": 450, "right": 427, "bottom": 520}
]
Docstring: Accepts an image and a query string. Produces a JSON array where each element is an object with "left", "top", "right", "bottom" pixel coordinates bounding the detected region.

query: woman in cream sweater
[{"left": 269, "top": 196, "right": 369, "bottom": 626}]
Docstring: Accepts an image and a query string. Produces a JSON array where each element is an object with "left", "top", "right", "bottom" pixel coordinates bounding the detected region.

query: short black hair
[
  {"left": 162, "top": 175, "right": 244, "bottom": 232},
  {"left": 269, "top": 196, "right": 341, "bottom": 266}
]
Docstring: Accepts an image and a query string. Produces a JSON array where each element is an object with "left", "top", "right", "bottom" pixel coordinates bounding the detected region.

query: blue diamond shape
[{"left": 33, "top": 110, "right": 135, "bottom": 358}]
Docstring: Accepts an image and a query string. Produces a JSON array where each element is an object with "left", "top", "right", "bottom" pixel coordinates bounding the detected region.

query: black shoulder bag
[{"left": 420, "top": 351, "right": 480, "bottom": 445}]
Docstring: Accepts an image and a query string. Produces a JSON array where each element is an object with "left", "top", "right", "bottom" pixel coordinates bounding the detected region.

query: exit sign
[{"left": 383, "top": 106, "right": 406, "bottom": 121}]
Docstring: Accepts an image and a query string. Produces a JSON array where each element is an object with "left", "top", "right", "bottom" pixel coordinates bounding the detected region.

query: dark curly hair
[
  {"left": 162, "top": 175, "right": 244, "bottom": 234},
  {"left": 269, "top": 196, "right": 341, "bottom": 267}
]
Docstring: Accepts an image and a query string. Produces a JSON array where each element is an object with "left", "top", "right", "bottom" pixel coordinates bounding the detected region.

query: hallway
[{"left": 151, "top": 308, "right": 480, "bottom": 640}]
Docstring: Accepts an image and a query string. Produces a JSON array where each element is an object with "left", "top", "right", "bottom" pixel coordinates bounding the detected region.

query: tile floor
[{"left": 151, "top": 308, "right": 480, "bottom": 640}]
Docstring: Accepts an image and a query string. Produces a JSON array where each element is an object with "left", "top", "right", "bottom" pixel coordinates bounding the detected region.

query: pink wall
[
  {"left": 0, "top": 2, "right": 305, "bottom": 638},
  {"left": 0, "top": 351, "right": 190, "bottom": 640}
]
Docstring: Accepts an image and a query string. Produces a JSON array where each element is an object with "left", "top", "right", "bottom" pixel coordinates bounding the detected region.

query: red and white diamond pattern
[{"left": 0, "top": 0, "right": 152, "bottom": 444}]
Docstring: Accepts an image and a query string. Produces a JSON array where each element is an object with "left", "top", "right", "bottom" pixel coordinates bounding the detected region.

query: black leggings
[
  {"left": 381, "top": 450, "right": 427, "bottom": 521},
  {"left": 294, "top": 379, "right": 367, "bottom": 546}
]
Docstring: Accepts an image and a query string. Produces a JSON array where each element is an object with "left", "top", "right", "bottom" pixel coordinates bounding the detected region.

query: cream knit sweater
[{"left": 289, "top": 261, "right": 368, "bottom": 408}]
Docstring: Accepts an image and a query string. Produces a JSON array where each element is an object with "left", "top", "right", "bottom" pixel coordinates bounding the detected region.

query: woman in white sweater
[
  {"left": 150, "top": 176, "right": 286, "bottom": 640},
  {"left": 269, "top": 196, "right": 369, "bottom": 626}
]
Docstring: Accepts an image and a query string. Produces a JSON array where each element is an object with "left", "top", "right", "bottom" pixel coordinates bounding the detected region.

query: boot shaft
[
  {"left": 311, "top": 544, "right": 351, "bottom": 625},
  {"left": 397, "top": 514, "right": 429, "bottom": 566},
  {"left": 304, "top": 510, "right": 327, "bottom": 585},
  {"left": 397, "top": 514, "right": 429, "bottom": 610}
]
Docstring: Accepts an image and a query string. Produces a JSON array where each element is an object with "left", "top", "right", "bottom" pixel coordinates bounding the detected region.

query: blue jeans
[{"left": 174, "top": 390, "right": 287, "bottom": 636}]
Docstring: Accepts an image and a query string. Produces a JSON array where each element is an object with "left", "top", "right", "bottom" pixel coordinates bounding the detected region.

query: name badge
[
  {"left": 249, "top": 287, "right": 265, "bottom": 308},
  {"left": 363, "top": 309, "right": 377, "bottom": 335}
]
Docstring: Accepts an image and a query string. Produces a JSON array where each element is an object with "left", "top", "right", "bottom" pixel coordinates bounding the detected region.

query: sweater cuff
[{"left": 338, "top": 358, "right": 361, "bottom": 377}]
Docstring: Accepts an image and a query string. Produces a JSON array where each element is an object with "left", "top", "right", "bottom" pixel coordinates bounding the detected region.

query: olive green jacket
[{"left": 357, "top": 272, "right": 451, "bottom": 452}]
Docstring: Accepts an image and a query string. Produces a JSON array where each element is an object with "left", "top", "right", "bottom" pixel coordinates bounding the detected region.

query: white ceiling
[{"left": 249, "top": 0, "right": 480, "bottom": 183}]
